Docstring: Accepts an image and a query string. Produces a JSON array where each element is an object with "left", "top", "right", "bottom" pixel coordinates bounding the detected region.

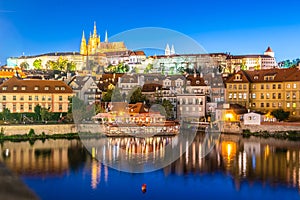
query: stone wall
[
  {"left": 0, "top": 124, "right": 77, "bottom": 136},
  {"left": 241, "top": 124, "right": 300, "bottom": 133}
]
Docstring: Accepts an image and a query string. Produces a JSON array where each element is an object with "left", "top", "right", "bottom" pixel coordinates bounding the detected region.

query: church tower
[
  {"left": 264, "top": 46, "right": 275, "bottom": 57},
  {"left": 170, "top": 44, "right": 175, "bottom": 55},
  {"left": 165, "top": 44, "right": 170, "bottom": 56},
  {"left": 80, "top": 31, "right": 87, "bottom": 55}
]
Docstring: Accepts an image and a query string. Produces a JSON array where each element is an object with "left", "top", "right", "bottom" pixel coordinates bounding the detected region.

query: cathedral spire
[
  {"left": 171, "top": 44, "right": 175, "bottom": 55},
  {"left": 80, "top": 30, "right": 87, "bottom": 55},
  {"left": 105, "top": 30, "right": 108, "bottom": 43},
  {"left": 165, "top": 44, "right": 170, "bottom": 56},
  {"left": 93, "top": 21, "right": 97, "bottom": 38}
]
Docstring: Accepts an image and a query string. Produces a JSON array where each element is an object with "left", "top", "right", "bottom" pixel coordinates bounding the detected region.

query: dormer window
[
  {"left": 13, "top": 86, "right": 18, "bottom": 91},
  {"left": 21, "top": 86, "right": 26, "bottom": 91},
  {"left": 44, "top": 86, "right": 49, "bottom": 90},
  {"left": 234, "top": 74, "right": 241, "bottom": 81},
  {"left": 55, "top": 87, "right": 60, "bottom": 90},
  {"left": 34, "top": 86, "right": 39, "bottom": 90},
  {"left": 196, "top": 80, "right": 200, "bottom": 84},
  {"left": 61, "top": 87, "right": 65, "bottom": 90},
  {"left": 2, "top": 87, "right": 7, "bottom": 91},
  {"left": 254, "top": 76, "right": 258, "bottom": 80}
]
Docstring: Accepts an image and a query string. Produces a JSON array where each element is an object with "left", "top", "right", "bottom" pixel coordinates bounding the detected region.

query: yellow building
[
  {"left": 225, "top": 68, "right": 300, "bottom": 116},
  {"left": 0, "top": 77, "right": 73, "bottom": 113},
  {"left": 80, "top": 22, "right": 127, "bottom": 55}
]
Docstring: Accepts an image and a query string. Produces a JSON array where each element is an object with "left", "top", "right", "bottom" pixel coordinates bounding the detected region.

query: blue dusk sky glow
[{"left": 1, "top": 0, "right": 300, "bottom": 64}]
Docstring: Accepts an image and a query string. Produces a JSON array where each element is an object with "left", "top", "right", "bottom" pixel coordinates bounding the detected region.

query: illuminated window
[
  {"left": 286, "top": 93, "right": 290, "bottom": 99},
  {"left": 293, "top": 83, "right": 297, "bottom": 89},
  {"left": 292, "top": 92, "right": 296, "bottom": 99},
  {"left": 229, "top": 93, "right": 232, "bottom": 99},
  {"left": 252, "top": 93, "right": 256, "bottom": 99},
  {"left": 2, "top": 87, "right": 7, "bottom": 91},
  {"left": 287, "top": 84, "right": 290, "bottom": 89},
  {"left": 287, "top": 103, "right": 290, "bottom": 108},
  {"left": 61, "top": 87, "right": 65, "bottom": 90},
  {"left": 13, "top": 86, "right": 18, "bottom": 91},
  {"left": 44, "top": 86, "right": 49, "bottom": 90},
  {"left": 272, "top": 103, "right": 276, "bottom": 107},
  {"left": 233, "top": 93, "right": 237, "bottom": 99},
  {"left": 272, "top": 93, "right": 276, "bottom": 99},
  {"left": 21, "top": 86, "right": 26, "bottom": 90},
  {"left": 266, "top": 93, "right": 270, "bottom": 99},
  {"left": 55, "top": 87, "right": 60, "bottom": 90},
  {"left": 34, "top": 86, "right": 39, "bottom": 90},
  {"left": 243, "top": 93, "right": 247, "bottom": 99},
  {"left": 293, "top": 103, "right": 296, "bottom": 108},
  {"left": 239, "top": 93, "right": 242, "bottom": 99}
]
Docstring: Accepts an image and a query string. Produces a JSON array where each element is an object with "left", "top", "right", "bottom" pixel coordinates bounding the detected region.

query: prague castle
[{"left": 80, "top": 22, "right": 127, "bottom": 55}]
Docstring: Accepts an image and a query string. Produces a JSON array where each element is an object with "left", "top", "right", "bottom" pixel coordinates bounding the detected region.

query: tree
[
  {"left": 161, "top": 99, "right": 174, "bottom": 119},
  {"left": 271, "top": 109, "right": 290, "bottom": 122},
  {"left": 34, "top": 104, "right": 42, "bottom": 121},
  {"left": 67, "top": 61, "right": 77, "bottom": 72},
  {"left": 20, "top": 61, "right": 29, "bottom": 70},
  {"left": 46, "top": 60, "right": 59, "bottom": 70},
  {"left": 144, "top": 63, "right": 153, "bottom": 73},
  {"left": 1, "top": 108, "right": 12, "bottom": 121},
  {"left": 33, "top": 59, "right": 42, "bottom": 70},
  {"left": 102, "top": 88, "right": 123, "bottom": 102},
  {"left": 40, "top": 107, "right": 51, "bottom": 122},
  {"left": 128, "top": 87, "right": 147, "bottom": 104}
]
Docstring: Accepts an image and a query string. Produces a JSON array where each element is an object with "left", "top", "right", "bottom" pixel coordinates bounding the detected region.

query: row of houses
[{"left": 1, "top": 66, "right": 299, "bottom": 121}]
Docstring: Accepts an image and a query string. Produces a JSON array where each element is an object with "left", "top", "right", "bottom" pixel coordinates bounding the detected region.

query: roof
[
  {"left": 130, "top": 51, "right": 146, "bottom": 56},
  {"left": 15, "top": 52, "right": 81, "bottom": 59},
  {"left": 0, "top": 76, "right": 73, "bottom": 94},
  {"left": 265, "top": 46, "right": 273, "bottom": 52},
  {"left": 225, "top": 68, "right": 300, "bottom": 84},
  {"left": 97, "top": 73, "right": 124, "bottom": 91},
  {"left": 142, "top": 83, "right": 162, "bottom": 92},
  {"left": 186, "top": 74, "right": 207, "bottom": 86},
  {"left": 227, "top": 54, "right": 273, "bottom": 59}
]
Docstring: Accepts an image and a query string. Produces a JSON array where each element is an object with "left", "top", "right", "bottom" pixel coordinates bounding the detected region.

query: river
[{"left": 0, "top": 133, "right": 299, "bottom": 199}]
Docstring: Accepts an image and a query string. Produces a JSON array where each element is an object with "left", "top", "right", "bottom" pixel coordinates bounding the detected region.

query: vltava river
[{"left": 0, "top": 133, "right": 299, "bottom": 199}]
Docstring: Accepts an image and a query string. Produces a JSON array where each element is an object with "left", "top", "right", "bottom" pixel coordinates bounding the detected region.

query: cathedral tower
[{"left": 80, "top": 31, "right": 87, "bottom": 55}]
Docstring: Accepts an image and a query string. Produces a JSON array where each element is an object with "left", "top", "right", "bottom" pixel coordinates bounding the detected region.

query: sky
[{"left": 1, "top": 0, "right": 300, "bottom": 65}]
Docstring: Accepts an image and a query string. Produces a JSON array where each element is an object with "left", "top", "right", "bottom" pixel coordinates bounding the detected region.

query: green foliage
[
  {"left": 144, "top": 64, "right": 153, "bottom": 73},
  {"left": 271, "top": 109, "right": 290, "bottom": 122},
  {"left": 105, "top": 62, "right": 129, "bottom": 73},
  {"left": 28, "top": 128, "right": 35, "bottom": 137},
  {"left": 40, "top": 107, "right": 52, "bottom": 122},
  {"left": 71, "top": 96, "right": 95, "bottom": 122},
  {"left": 46, "top": 57, "right": 77, "bottom": 71},
  {"left": 1, "top": 108, "right": 12, "bottom": 121},
  {"left": 20, "top": 61, "right": 29, "bottom": 70},
  {"left": 127, "top": 87, "right": 147, "bottom": 104},
  {"left": 153, "top": 99, "right": 174, "bottom": 119},
  {"left": 102, "top": 88, "right": 123, "bottom": 102},
  {"left": 34, "top": 104, "right": 42, "bottom": 121},
  {"left": 33, "top": 59, "right": 42, "bottom": 70}
]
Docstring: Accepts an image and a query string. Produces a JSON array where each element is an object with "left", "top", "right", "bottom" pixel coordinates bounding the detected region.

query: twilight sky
[{"left": 1, "top": 0, "right": 300, "bottom": 64}]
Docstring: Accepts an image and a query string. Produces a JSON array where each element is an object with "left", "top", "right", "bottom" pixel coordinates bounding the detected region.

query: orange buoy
[{"left": 141, "top": 184, "right": 147, "bottom": 193}]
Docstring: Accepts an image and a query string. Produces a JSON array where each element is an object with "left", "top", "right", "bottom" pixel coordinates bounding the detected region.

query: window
[
  {"left": 279, "top": 102, "right": 282, "bottom": 107},
  {"left": 243, "top": 84, "right": 247, "bottom": 89},
  {"left": 260, "top": 93, "right": 264, "bottom": 99},
  {"left": 13, "top": 96, "right": 16, "bottom": 101},
  {"left": 13, "top": 86, "right": 18, "bottom": 91},
  {"left": 254, "top": 76, "right": 258, "bottom": 80},
  {"left": 2, "top": 104, "right": 6, "bottom": 110},
  {"left": 252, "top": 93, "right": 256, "bottom": 99},
  {"left": 272, "top": 103, "right": 276, "bottom": 107},
  {"left": 59, "top": 104, "right": 63, "bottom": 110},
  {"left": 278, "top": 93, "right": 281, "bottom": 99},
  {"left": 13, "top": 104, "right": 16, "bottom": 110},
  {"left": 293, "top": 103, "right": 297, "bottom": 108},
  {"left": 238, "top": 85, "right": 242, "bottom": 90},
  {"left": 292, "top": 92, "right": 296, "bottom": 99},
  {"left": 34, "top": 86, "right": 39, "bottom": 90},
  {"left": 55, "top": 87, "right": 60, "bottom": 90},
  {"left": 42, "top": 96, "right": 46, "bottom": 101},
  {"left": 261, "top": 103, "right": 264, "bottom": 107},
  {"left": 272, "top": 93, "right": 276, "bottom": 99},
  {"left": 243, "top": 93, "right": 247, "bottom": 99},
  {"left": 233, "top": 93, "right": 237, "bottom": 99},
  {"left": 29, "top": 96, "right": 32, "bottom": 101},
  {"left": 287, "top": 84, "right": 290, "bottom": 89},
  {"left": 266, "top": 103, "right": 270, "bottom": 107},
  {"left": 278, "top": 84, "right": 281, "bottom": 89},
  {"left": 252, "top": 103, "right": 256, "bottom": 107},
  {"left": 44, "top": 86, "right": 49, "bottom": 90},
  {"left": 229, "top": 85, "right": 232, "bottom": 89},
  {"left": 20, "top": 96, "right": 24, "bottom": 101},
  {"left": 266, "top": 84, "right": 270, "bottom": 89},
  {"left": 21, "top": 86, "right": 26, "bottom": 90},
  {"left": 261, "top": 85, "right": 264, "bottom": 89},
  {"left": 61, "top": 87, "right": 65, "bottom": 90},
  {"left": 266, "top": 93, "right": 270, "bottom": 99},
  {"left": 29, "top": 105, "right": 32, "bottom": 110},
  {"left": 20, "top": 105, "right": 24, "bottom": 110},
  {"left": 287, "top": 103, "right": 290, "bottom": 108},
  {"left": 272, "top": 84, "right": 276, "bottom": 89},
  {"left": 59, "top": 96, "right": 63, "bottom": 101},
  {"left": 252, "top": 85, "right": 256, "bottom": 89},
  {"left": 286, "top": 93, "right": 290, "bottom": 99},
  {"left": 229, "top": 93, "right": 232, "bottom": 99},
  {"left": 48, "top": 96, "right": 52, "bottom": 101},
  {"left": 2, "top": 87, "right": 7, "bottom": 91},
  {"left": 2, "top": 96, "right": 6, "bottom": 101},
  {"left": 293, "top": 83, "right": 297, "bottom": 89},
  {"left": 239, "top": 93, "right": 242, "bottom": 99},
  {"left": 233, "top": 85, "right": 237, "bottom": 90},
  {"left": 35, "top": 96, "right": 39, "bottom": 101}
]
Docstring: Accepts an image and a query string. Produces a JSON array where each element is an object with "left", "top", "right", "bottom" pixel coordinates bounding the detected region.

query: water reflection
[{"left": 0, "top": 134, "right": 300, "bottom": 192}]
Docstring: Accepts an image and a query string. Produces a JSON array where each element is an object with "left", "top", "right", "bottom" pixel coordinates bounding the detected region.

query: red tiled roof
[
  {"left": 265, "top": 46, "right": 273, "bottom": 52},
  {"left": 0, "top": 76, "right": 73, "bottom": 93}
]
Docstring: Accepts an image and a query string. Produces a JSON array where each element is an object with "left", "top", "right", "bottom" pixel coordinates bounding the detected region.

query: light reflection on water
[{"left": 0, "top": 133, "right": 300, "bottom": 199}]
